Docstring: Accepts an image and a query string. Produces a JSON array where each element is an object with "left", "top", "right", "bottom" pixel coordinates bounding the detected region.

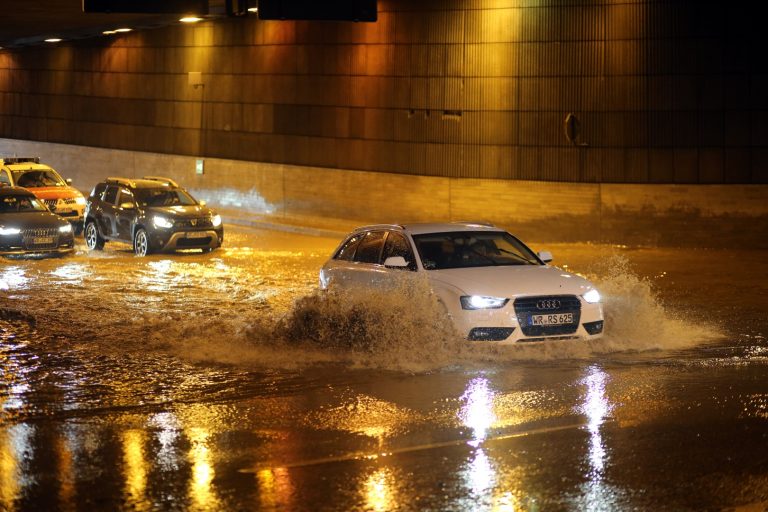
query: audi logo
[{"left": 536, "top": 299, "right": 561, "bottom": 310}]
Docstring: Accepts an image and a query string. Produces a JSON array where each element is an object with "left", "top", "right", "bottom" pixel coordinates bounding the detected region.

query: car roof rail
[
  {"left": 105, "top": 177, "right": 136, "bottom": 187},
  {"left": 142, "top": 176, "right": 179, "bottom": 187},
  {"left": 353, "top": 223, "right": 405, "bottom": 232},
  {"left": 452, "top": 220, "right": 496, "bottom": 228},
  {"left": 1, "top": 156, "right": 40, "bottom": 165}
]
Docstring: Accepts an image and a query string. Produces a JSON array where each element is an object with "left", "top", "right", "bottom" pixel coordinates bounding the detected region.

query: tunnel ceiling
[{"left": 0, "top": 0, "right": 197, "bottom": 48}]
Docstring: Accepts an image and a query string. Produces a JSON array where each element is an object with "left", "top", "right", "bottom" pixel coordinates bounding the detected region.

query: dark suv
[{"left": 83, "top": 176, "right": 224, "bottom": 256}]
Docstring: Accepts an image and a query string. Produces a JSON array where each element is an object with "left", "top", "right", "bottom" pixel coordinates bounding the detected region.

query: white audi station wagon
[{"left": 319, "top": 222, "right": 604, "bottom": 343}]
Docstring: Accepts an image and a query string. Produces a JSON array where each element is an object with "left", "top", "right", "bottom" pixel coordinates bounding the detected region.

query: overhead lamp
[
  {"left": 179, "top": 16, "right": 202, "bottom": 23},
  {"left": 45, "top": 38, "right": 62, "bottom": 43},
  {"left": 115, "top": 28, "right": 133, "bottom": 33},
  {"left": 102, "top": 30, "right": 116, "bottom": 35},
  {"left": 247, "top": 7, "right": 258, "bottom": 13}
]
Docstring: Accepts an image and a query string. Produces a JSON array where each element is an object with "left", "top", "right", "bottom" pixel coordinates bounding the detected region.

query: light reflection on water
[{"left": 0, "top": 267, "right": 28, "bottom": 291}]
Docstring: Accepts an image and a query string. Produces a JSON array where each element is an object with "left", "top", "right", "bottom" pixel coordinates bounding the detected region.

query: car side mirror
[
  {"left": 119, "top": 202, "right": 136, "bottom": 210},
  {"left": 537, "top": 251, "right": 553, "bottom": 263},
  {"left": 65, "top": 178, "right": 73, "bottom": 185},
  {"left": 199, "top": 200, "right": 206, "bottom": 206},
  {"left": 383, "top": 256, "right": 408, "bottom": 268}
]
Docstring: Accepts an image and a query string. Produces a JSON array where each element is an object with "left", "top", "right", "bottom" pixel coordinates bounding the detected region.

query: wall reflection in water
[
  {"left": 0, "top": 424, "right": 32, "bottom": 510},
  {"left": 458, "top": 376, "right": 519, "bottom": 511},
  {"left": 576, "top": 365, "right": 618, "bottom": 509},
  {"left": 122, "top": 430, "right": 150, "bottom": 511},
  {"left": 362, "top": 467, "right": 397, "bottom": 512}
]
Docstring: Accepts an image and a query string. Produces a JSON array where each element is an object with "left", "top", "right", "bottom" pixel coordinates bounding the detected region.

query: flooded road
[{"left": 1, "top": 225, "right": 767, "bottom": 511}]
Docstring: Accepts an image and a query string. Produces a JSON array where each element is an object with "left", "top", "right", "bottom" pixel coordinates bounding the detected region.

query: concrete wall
[
  {"left": 3, "top": 138, "right": 766, "bottom": 248},
  {"left": 1, "top": 1, "right": 767, "bottom": 184}
]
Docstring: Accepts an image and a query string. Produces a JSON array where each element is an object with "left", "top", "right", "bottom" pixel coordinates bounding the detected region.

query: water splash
[{"left": 1, "top": 252, "right": 722, "bottom": 372}]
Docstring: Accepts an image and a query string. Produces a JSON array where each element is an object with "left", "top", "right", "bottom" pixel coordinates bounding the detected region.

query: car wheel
[
  {"left": 84, "top": 221, "right": 104, "bottom": 250},
  {"left": 134, "top": 228, "right": 151, "bottom": 257}
]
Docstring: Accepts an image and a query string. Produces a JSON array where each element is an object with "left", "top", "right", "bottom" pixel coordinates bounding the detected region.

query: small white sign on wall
[{"left": 196, "top": 158, "right": 204, "bottom": 175}]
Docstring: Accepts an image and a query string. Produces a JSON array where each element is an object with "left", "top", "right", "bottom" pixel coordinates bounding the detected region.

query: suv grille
[
  {"left": 175, "top": 218, "right": 213, "bottom": 229},
  {"left": 21, "top": 228, "right": 60, "bottom": 250},
  {"left": 514, "top": 295, "right": 581, "bottom": 336}
]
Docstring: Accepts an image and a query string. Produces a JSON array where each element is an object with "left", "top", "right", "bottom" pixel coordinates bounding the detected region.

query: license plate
[
  {"left": 33, "top": 237, "right": 54, "bottom": 244},
  {"left": 186, "top": 232, "right": 208, "bottom": 239},
  {"left": 531, "top": 313, "right": 574, "bottom": 325}
]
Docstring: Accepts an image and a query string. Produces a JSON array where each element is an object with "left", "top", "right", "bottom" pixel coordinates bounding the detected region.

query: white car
[{"left": 319, "top": 222, "right": 604, "bottom": 343}]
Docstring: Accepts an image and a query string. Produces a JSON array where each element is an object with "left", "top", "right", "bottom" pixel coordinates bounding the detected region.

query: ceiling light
[
  {"left": 102, "top": 30, "right": 116, "bottom": 35},
  {"left": 115, "top": 28, "right": 133, "bottom": 33},
  {"left": 45, "top": 38, "right": 62, "bottom": 43},
  {"left": 179, "top": 16, "right": 202, "bottom": 23},
  {"left": 247, "top": 7, "right": 258, "bottom": 12}
]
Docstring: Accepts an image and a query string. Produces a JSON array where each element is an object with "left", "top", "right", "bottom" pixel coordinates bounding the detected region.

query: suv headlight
[
  {"left": 460, "top": 295, "right": 509, "bottom": 310},
  {"left": 583, "top": 289, "right": 601, "bottom": 303},
  {"left": 74, "top": 196, "right": 86, "bottom": 205},
  {"left": 211, "top": 214, "right": 222, "bottom": 227},
  {"left": 59, "top": 224, "right": 73, "bottom": 233},
  {"left": 153, "top": 216, "right": 174, "bottom": 229},
  {"left": 0, "top": 227, "right": 21, "bottom": 236}
]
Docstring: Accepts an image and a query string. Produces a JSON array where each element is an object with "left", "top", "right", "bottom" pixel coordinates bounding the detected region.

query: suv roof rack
[
  {"left": 142, "top": 176, "right": 178, "bottom": 187},
  {"left": 1, "top": 157, "right": 40, "bottom": 165},
  {"left": 105, "top": 177, "right": 136, "bottom": 187}
]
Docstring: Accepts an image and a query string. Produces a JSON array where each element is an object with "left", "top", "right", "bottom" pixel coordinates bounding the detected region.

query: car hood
[
  {"left": 143, "top": 205, "right": 214, "bottom": 218},
  {"left": 427, "top": 265, "right": 596, "bottom": 297},
  {"left": 26, "top": 186, "right": 84, "bottom": 200},
  {"left": 0, "top": 211, "right": 70, "bottom": 229}
]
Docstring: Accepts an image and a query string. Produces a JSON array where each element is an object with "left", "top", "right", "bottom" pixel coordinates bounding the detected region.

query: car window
[
  {"left": 117, "top": 188, "right": 135, "bottom": 206},
  {"left": 0, "top": 170, "right": 10, "bottom": 186},
  {"left": 12, "top": 169, "right": 65, "bottom": 188},
  {"left": 334, "top": 233, "right": 364, "bottom": 261},
  {"left": 354, "top": 230, "right": 386, "bottom": 264},
  {"left": 133, "top": 187, "right": 197, "bottom": 207},
  {"left": 90, "top": 183, "right": 106, "bottom": 199},
  {"left": 381, "top": 232, "right": 417, "bottom": 271},
  {"left": 413, "top": 231, "right": 540, "bottom": 270},
  {"left": 0, "top": 194, "right": 47, "bottom": 213},
  {"left": 102, "top": 185, "right": 119, "bottom": 205}
]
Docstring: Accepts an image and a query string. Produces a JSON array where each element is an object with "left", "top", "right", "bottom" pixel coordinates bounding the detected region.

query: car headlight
[
  {"left": 59, "top": 224, "right": 73, "bottom": 234},
  {"left": 0, "top": 227, "right": 21, "bottom": 236},
  {"left": 583, "top": 289, "right": 601, "bottom": 303},
  {"left": 460, "top": 295, "right": 509, "bottom": 310},
  {"left": 153, "top": 216, "right": 174, "bottom": 229},
  {"left": 74, "top": 196, "right": 87, "bottom": 206},
  {"left": 211, "top": 214, "right": 222, "bottom": 227}
]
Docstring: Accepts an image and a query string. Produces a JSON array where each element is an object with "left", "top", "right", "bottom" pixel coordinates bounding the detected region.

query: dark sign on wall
[
  {"left": 82, "top": 0, "right": 208, "bottom": 13},
  {"left": 257, "top": 0, "right": 376, "bottom": 21}
]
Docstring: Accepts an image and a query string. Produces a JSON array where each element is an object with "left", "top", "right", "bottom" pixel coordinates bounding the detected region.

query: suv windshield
[
  {"left": 0, "top": 194, "right": 48, "bottom": 213},
  {"left": 412, "top": 231, "right": 540, "bottom": 269},
  {"left": 12, "top": 170, "right": 66, "bottom": 188},
  {"left": 133, "top": 187, "right": 197, "bottom": 207}
]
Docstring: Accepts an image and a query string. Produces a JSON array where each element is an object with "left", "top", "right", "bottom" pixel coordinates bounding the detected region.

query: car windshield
[
  {"left": 0, "top": 194, "right": 48, "bottom": 213},
  {"left": 412, "top": 231, "right": 540, "bottom": 269},
  {"left": 12, "top": 170, "right": 66, "bottom": 188},
  {"left": 133, "top": 187, "right": 197, "bottom": 207}
]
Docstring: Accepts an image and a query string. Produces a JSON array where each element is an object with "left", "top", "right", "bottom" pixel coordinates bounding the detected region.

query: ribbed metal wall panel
[{"left": 0, "top": 0, "right": 767, "bottom": 183}]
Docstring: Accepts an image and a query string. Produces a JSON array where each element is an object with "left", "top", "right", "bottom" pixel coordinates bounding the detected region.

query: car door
[
  {"left": 323, "top": 230, "right": 387, "bottom": 290},
  {"left": 115, "top": 188, "right": 138, "bottom": 241},
  {"left": 98, "top": 185, "right": 120, "bottom": 238}
]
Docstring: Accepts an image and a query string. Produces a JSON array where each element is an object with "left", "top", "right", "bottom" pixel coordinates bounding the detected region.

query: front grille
[
  {"left": 43, "top": 199, "right": 57, "bottom": 211},
  {"left": 514, "top": 295, "right": 581, "bottom": 336},
  {"left": 21, "top": 228, "right": 60, "bottom": 250},
  {"left": 175, "top": 218, "right": 213, "bottom": 229}
]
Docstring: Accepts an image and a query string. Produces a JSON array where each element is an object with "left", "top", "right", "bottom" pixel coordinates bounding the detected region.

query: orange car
[{"left": 0, "top": 157, "right": 86, "bottom": 233}]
